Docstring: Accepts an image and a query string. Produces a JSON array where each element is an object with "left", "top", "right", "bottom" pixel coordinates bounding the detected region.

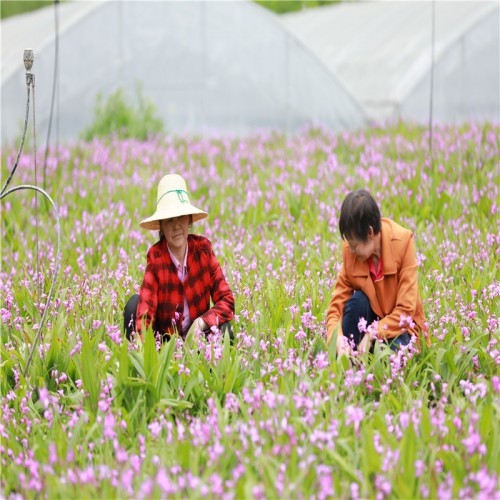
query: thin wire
[
  {"left": 32, "top": 77, "right": 41, "bottom": 307},
  {"left": 43, "top": 0, "right": 60, "bottom": 190},
  {"left": 1, "top": 85, "right": 31, "bottom": 196},
  {"left": 0, "top": 185, "right": 61, "bottom": 378},
  {"left": 428, "top": 0, "right": 436, "bottom": 168},
  {"left": 56, "top": 0, "right": 60, "bottom": 148}
]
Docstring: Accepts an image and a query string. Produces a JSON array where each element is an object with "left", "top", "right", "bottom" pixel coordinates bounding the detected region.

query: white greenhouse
[
  {"left": 281, "top": 0, "right": 500, "bottom": 125},
  {"left": 1, "top": 0, "right": 499, "bottom": 145}
]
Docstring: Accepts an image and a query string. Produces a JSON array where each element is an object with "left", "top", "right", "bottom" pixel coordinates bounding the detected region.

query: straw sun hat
[{"left": 139, "top": 174, "right": 208, "bottom": 231}]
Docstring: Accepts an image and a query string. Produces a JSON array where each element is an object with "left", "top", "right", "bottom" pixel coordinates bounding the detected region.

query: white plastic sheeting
[
  {"left": 1, "top": 0, "right": 365, "bottom": 145},
  {"left": 281, "top": 0, "right": 500, "bottom": 124}
]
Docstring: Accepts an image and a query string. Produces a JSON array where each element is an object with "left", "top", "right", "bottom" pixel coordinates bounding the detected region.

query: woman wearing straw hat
[{"left": 124, "top": 174, "right": 235, "bottom": 342}]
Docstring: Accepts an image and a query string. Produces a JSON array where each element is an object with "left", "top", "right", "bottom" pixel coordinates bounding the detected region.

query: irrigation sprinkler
[{"left": 1, "top": 49, "right": 62, "bottom": 378}]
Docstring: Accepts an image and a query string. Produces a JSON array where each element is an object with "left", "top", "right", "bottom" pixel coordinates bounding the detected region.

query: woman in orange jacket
[{"left": 326, "top": 189, "right": 428, "bottom": 356}]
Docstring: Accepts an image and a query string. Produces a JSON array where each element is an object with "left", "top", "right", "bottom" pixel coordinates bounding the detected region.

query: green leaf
[
  {"left": 360, "top": 422, "right": 379, "bottom": 483},
  {"left": 420, "top": 406, "right": 431, "bottom": 442},
  {"left": 118, "top": 340, "right": 130, "bottom": 385},
  {"left": 157, "top": 398, "right": 193, "bottom": 410},
  {"left": 399, "top": 425, "right": 417, "bottom": 496},
  {"left": 143, "top": 327, "right": 157, "bottom": 385},
  {"left": 128, "top": 351, "right": 146, "bottom": 379},
  {"left": 327, "top": 448, "right": 360, "bottom": 483},
  {"left": 81, "top": 332, "right": 99, "bottom": 414},
  {"left": 155, "top": 338, "right": 175, "bottom": 398}
]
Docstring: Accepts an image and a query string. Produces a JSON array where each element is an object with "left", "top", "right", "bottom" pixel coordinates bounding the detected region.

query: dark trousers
[
  {"left": 124, "top": 294, "right": 140, "bottom": 341},
  {"left": 342, "top": 290, "right": 410, "bottom": 351},
  {"left": 123, "top": 294, "right": 234, "bottom": 342}
]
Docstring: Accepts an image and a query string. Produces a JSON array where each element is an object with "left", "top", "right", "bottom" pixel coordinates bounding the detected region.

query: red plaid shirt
[{"left": 136, "top": 234, "right": 234, "bottom": 337}]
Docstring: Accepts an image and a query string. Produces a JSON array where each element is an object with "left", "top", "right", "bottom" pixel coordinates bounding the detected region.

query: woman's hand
[
  {"left": 358, "top": 333, "right": 373, "bottom": 355},
  {"left": 336, "top": 335, "right": 351, "bottom": 357},
  {"left": 187, "top": 317, "right": 208, "bottom": 337}
]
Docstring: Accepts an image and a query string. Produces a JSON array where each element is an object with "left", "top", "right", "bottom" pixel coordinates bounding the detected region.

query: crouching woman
[
  {"left": 124, "top": 174, "right": 234, "bottom": 342},
  {"left": 326, "top": 189, "right": 429, "bottom": 356}
]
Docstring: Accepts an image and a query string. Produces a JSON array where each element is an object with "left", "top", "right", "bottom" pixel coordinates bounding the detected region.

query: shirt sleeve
[
  {"left": 200, "top": 243, "right": 235, "bottom": 328},
  {"left": 326, "top": 249, "right": 354, "bottom": 344},
  {"left": 376, "top": 233, "right": 420, "bottom": 340},
  {"left": 136, "top": 249, "right": 159, "bottom": 334}
]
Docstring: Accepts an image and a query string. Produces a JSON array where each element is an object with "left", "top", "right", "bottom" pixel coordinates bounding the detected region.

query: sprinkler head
[{"left": 24, "top": 49, "right": 34, "bottom": 72}]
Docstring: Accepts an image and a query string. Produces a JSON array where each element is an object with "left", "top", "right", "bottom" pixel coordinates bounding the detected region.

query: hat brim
[{"left": 140, "top": 205, "right": 208, "bottom": 231}]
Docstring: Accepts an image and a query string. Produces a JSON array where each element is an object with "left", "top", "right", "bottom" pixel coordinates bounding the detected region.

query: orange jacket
[{"left": 326, "top": 218, "right": 429, "bottom": 345}]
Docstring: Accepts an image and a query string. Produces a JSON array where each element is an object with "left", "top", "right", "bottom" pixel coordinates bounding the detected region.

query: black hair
[{"left": 338, "top": 189, "right": 381, "bottom": 242}]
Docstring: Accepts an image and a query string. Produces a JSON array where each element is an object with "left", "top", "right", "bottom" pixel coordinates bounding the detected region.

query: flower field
[{"left": 1, "top": 122, "right": 499, "bottom": 498}]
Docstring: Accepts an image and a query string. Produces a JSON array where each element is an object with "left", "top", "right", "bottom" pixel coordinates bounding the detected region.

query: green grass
[
  {"left": 1, "top": 0, "right": 59, "bottom": 20},
  {"left": 254, "top": 0, "right": 339, "bottom": 15},
  {"left": 1, "top": 0, "right": 337, "bottom": 20},
  {"left": 81, "top": 86, "right": 164, "bottom": 141},
  {"left": 1, "top": 121, "right": 499, "bottom": 497}
]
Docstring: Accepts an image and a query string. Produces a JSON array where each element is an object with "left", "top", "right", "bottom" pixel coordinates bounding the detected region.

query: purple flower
[
  {"left": 492, "top": 375, "right": 500, "bottom": 393},
  {"left": 148, "top": 420, "right": 162, "bottom": 438},
  {"left": 345, "top": 405, "right": 364, "bottom": 437},
  {"left": 462, "top": 427, "right": 486, "bottom": 456},
  {"left": 358, "top": 317, "right": 368, "bottom": 333},
  {"left": 399, "top": 314, "right": 415, "bottom": 330},
  {"left": 350, "top": 482, "right": 361, "bottom": 500},
  {"left": 38, "top": 386, "right": 50, "bottom": 409},
  {"left": 374, "top": 474, "right": 391, "bottom": 498},
  {"left": 224, "top": 393, "right": 240, "bottom": 413},
  {"left": 414, "top": 459, "right": 425, "bottom": 477},
  {"left": 156, "top": 467, "right": 177, "bottom": 495},
  {"left": 103, "top": 413, "right": 116, "bottom": 440},
  {"left": 48, "top": 443, "right": 58, "bottom": 465}
]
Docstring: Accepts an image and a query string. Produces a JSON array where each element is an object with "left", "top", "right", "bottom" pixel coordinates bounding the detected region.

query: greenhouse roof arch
[
  {"left": 281, "top": 0, "right": 500, "bottom": 125},
  {"left": 1, "top": 0, "right": 366, "bottom": 145}
]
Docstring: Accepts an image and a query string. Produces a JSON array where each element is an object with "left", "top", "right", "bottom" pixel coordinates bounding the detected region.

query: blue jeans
[{"left": 342, "top": 291, "right": 410, "bottom": 351}]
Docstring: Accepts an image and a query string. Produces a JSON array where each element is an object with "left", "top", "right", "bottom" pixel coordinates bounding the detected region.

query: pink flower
[
  {"left": 38, "top": 386, "right": 50, "bottom": 409},
  {"left": 414, "top": 459, "right": 425, "bottom": 477},
  {"left": 358, "top": 317, "right": 368, "bottom": 333},
  {"left": 492, "top": 376, "right": 500, "bottom": 393},
  {"left": 345, "top": 405, "right": 364, "bottom": 437},
  {"left": 462, "top": 428, "right": 486, "bottom": 456},
  {"left": 350, "top": 482, "right": 360, "bottom": 500},
  {"left": 399, "top": 314, "right": 415, "bottom": 330},
  {"left": 224, "top": 393, "right": 239, "bottom": 413},
  {"left": 48, "top": 443, "right": 58, "bottom": 465},
  {"left": 178, "top": 364, "right": 190, "bottom": 376},
  {"left": 156, "top": 468, "right": 177, "bottom": 495},
  {"left": 374, "top": 474, "right": 391, "bottom": 497},
  {"left": 148, "top": 420, "right": 162, "bottom": 439},
  {"left": 103, "top": 413, "right": 116, "bottom": 440}
]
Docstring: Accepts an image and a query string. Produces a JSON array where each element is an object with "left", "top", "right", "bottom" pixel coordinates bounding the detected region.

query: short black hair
[{"left": 339, "top": 189, "right": 381, "bottom": 242}]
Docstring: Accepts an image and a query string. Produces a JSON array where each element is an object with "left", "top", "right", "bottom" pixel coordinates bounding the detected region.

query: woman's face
[
  {"left": 345, "top": 227, "right": 376, "bottom": 262},
  {"left": 161, "top": 215, "right": 190, "bottom": 253}
]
